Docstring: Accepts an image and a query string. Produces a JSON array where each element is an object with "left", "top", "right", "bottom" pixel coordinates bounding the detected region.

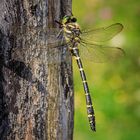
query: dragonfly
[
  {"left": 12, "top": 15, "right": 124, "bottom": 131},
  {"left": 51, "top": 15, "right": 124, "bottom": 131}
]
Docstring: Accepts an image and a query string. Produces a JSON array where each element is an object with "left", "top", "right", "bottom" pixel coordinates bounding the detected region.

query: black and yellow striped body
[
  {"left": 71, "top": 47, "right": 96, "bottom": 131},
  {"left": 56, "top": 14, "right": 124, "bottom": 132},
  {"left": 60, "top": 15, "right": 96, "bottom": 131}
]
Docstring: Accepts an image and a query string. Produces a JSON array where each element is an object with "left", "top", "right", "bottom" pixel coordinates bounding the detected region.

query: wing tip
[
  {"left": 117, "top": 47, "right": 125, "bottom": 55},
  {"left": 113, "top": 23, "right": 124, "bottom": 31}
]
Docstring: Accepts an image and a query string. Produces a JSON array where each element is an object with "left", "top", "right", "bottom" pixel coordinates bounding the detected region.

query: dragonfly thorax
[{"left": 63, "top": 22, "right": 81, "bottom": 45}]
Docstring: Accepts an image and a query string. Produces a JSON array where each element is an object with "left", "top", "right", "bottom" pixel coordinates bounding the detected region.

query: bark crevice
[{"left": 0, "top": 0, "right": 73, "bottom": 140}]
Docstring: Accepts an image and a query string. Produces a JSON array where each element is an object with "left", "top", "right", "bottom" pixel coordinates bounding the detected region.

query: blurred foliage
[{"left": 72, "top": 0, "right": 140, "bottom": 140}]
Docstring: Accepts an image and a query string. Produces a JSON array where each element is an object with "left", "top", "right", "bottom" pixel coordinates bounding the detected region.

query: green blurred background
[{"left": 72, "top": 0, "right": 140, "bottom": 139}]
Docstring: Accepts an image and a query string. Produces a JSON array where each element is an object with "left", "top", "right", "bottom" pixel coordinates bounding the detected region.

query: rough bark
[{"left": 0, "top": 0, "right": 73, "bottom": 140}]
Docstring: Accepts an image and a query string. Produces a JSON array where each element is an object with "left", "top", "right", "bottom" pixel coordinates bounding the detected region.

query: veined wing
[
  {"left": 11, "top": 26, "right": 71, "bottom": 65},
  {"left": 11, "top": 25, "right": 68, "bottom": 47},
  {"left": 47, "top": 28, "right": 66, "bottom": 46},
  {"left": 81, "top": 23, "right": 123, "bottom": 43},
  {"left": 79, "top": 42, "right": 125, "bottom": 63},
  {"left": 12, "top": 27, "right": 70, "bottom": 53}
]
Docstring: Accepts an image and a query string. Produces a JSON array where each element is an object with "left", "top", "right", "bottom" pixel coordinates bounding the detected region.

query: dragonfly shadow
[{"left": 2, "top": 59, "right": 47, "bottom": 93}]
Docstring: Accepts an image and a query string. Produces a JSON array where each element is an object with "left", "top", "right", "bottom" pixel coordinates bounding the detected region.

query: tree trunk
[{"left": 0, "top": 0, "right": 73, "bottom": 140}]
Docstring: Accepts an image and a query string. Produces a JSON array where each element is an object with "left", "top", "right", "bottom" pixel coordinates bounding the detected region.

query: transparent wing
[
  {"left": 12, "top": 42, "right": 71, "bottom": 65},
  {"left": 46, "top": 28, "right": 67, "bottom": 47},
  {"left": 11, "top": 25, "right": 68, "bottom": 47},
  {"left": 12, "top": 26, "right": 70, "bottom": 54},
  {"left": 79, "top": 42, "right": 125, "bottom": 63},
  {"left": 81, "top": 23, "right": 123, "bottom": 42},
  {"left": 11, "top": 26, "right": 71, "bottom": 64}
]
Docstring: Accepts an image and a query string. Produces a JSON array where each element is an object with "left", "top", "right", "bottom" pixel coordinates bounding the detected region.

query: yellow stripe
[
  {"left": 73, "top": 47, "right": 77, "bottom": 50},
  {"left": 88, "top": 114, "right": 93, "bottom": 117},
  {"left": 82, "top": 80, "right": 86, "bottom": 83},
  {"left": 75, "top": 57, "right": 80, "bottom": 60},
  {"left": 64, "top": 28, "right": 71, "bottom": 33},
  {"left": 79, "top": 68, "right": 83, "bottom": 71},
  {"left": 89, "top": 121, "right": 93, "bottom": 124},
  {"left": 85, "top": 93, "right": 89, "bottom": 96},
  {"left": 87, "top": 105, "right": 92, "bottom": 108},
  {"left": 68, "top": 24, "right": 74, "bottom": 28},
  {"left": 65, "top": 30, "right": 72, "bottom": 33},
  {"left": 65, "top": 37, "right": 70, "bottom": 42}
]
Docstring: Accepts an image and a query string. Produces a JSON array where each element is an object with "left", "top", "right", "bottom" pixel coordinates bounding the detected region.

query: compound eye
[
  {"left": 71, "top": 17, "right": 77, "bottom": 22},
  {"left": 63, "top": 15, "right": 71, "bottom": 23}
]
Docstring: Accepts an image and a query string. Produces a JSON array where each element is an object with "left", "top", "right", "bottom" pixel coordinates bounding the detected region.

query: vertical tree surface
[{"left": 0, "top": 0, "right": 73, "bottom": 140}]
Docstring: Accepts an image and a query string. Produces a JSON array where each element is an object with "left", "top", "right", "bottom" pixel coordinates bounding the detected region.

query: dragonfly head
[
  {"left": 62, "top": 15, "right": 77, "bottom": 24},
  {"left": 62, "top": 15, "right": 81, "bottom": 38}
]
